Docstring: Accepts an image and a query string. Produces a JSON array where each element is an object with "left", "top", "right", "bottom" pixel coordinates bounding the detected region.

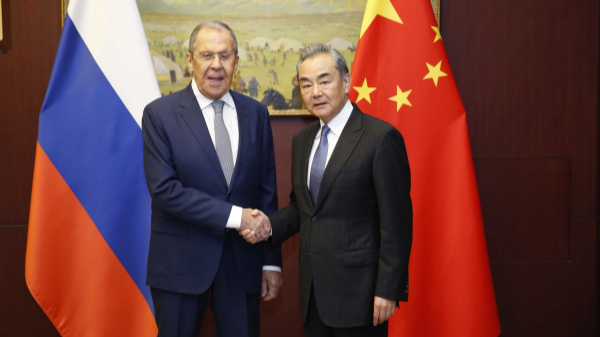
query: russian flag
[{"left": 25, "top": 0, "right": 159, "bottom": 335}]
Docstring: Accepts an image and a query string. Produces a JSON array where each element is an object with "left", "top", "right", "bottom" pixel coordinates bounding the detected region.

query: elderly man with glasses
[{"left": 142, "top": 20, "right": 282, "bottom": 337}]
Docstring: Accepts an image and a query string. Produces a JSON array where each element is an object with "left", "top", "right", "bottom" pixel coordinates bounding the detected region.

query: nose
[
  {"left": 210, "top": 55, "right": 223, "bottom": 69},
  {"left": 312, "top": 84, "right": 323, "bottom": 98}
]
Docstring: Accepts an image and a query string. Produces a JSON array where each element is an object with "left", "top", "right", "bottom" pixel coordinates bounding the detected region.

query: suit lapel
[
  {"left": 179, "top": 84, "right": 228, "bottom": 189},
  {"left": 299, "top": 122, "right": 320, "bottom": 210},
  {"left": 228, "top": 91, "right": 248, "bottom": 192},
  {"left": 314, "top": 107, "right": 364, "bottom": 211}
]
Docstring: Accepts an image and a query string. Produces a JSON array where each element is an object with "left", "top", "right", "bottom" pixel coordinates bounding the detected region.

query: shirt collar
[
  {"left": 317, "top": 99, "right": 353, "bottom": 138},
  {"left": 191, "top": 77, "right": 235, "bottom": 111}
]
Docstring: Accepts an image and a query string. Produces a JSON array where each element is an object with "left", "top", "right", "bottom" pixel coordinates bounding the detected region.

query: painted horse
[{"left": 261, "top": 88, "right": 289, "bottom": 110}]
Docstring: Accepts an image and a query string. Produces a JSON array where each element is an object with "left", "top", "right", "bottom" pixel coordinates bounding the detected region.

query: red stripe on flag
[{"left": 25, "top": 142, "right": 157, "bottom": 337}]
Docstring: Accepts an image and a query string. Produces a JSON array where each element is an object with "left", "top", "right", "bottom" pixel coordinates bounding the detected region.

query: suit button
[
  {"left": 308, "top": 250, "right": 312, "bottom": 256},
  {"left": 312, "top": 217, "right": 317, "bottom": 222},
  {"left": 227, "top": 193, "right": 231, "bottom": 199}
]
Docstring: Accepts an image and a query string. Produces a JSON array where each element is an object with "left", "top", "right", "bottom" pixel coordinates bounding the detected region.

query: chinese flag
[{"left": 350, "top": 0, "right": 501, "bottom": 336}]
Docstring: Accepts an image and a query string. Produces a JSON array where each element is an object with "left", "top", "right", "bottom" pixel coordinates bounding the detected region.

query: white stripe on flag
[{"left": 68, "top": 0, "right": 160, "bottom": 128}]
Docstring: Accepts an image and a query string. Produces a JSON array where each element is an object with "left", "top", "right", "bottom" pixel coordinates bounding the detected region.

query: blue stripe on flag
[{"left": 38, "top": 15, "right": 154, "bottom": 313}]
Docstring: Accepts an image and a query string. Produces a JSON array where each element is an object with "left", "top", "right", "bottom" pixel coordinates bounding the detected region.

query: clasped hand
[{"left": 238, "top": 209, "right": 270, "bottom": 243}]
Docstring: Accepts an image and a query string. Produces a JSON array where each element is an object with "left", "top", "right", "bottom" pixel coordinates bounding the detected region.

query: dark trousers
[
  {"left": 303, "top": 286, "right": 388, "bottom": 337},
  {"left": 151, "top": 232, "right": 260, "bottom": 337}
]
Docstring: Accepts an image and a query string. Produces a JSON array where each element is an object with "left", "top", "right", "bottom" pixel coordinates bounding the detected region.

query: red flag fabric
[{"left": 350, "top": 1, "right": 501, "bottom": 336}]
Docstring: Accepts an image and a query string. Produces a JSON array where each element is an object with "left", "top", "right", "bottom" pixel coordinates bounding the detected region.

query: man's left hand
[
  {"left": 261, "top": 270, "right": 283, "bottom": 301},
  {"left": 373, "top": 296, "right": 396, "bottom": 326}
]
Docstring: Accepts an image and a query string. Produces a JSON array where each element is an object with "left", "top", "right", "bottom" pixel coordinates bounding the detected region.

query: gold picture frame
[
  {"left": 432, "top": 0, "right": 441, "bottom": 27},
  {"left": 61, "top": 0, "right": 440, "bottom": 117},
  {"left": 0, "top": 0, "right": 12, "bottom": 54},
  {"left": 61, "top": 0, "right": 67, "bottom": 26}
]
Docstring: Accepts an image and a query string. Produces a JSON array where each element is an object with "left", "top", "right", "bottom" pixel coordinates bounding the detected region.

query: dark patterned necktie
[{"left": 309, "top": 125, "right": 330, "bottom": 205}]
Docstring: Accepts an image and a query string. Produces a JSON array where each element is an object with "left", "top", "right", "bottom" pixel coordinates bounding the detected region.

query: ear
[
  {"left": 185, "top": 52, "right": 194, "bottom": 73},
  {"left": 343, "top": 73, "right": 351, "bottom": 95},
  {"left": 234, "top": 54, "right": 239, "bottom": 72}
]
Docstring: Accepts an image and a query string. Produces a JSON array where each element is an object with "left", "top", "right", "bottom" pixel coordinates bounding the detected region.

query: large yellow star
[
  {"left": 360, "top": 0, "right": 403, "bottom": 38},
  {"left": 423, "top": 60, "right": 448, "bottom": 86},
  {"left": 432, "top": 26, "right": 442, "bottom": 43},
  {"left": 389, "top": 86, "right": 412, "bottom": 112},
  {"left": 353, "top": 79, "right": 377, "bottom": 104}
]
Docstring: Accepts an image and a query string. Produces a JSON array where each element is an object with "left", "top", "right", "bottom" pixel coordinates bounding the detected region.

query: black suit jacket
[{"left": 270, "top": 103, "right": 412, "bottom": 328}]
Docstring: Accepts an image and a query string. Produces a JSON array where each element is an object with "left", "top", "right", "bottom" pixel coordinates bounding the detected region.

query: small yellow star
[
  {"left": 389, "top": 86, "right": 412, "bottom": 112},
  {"left": 432, "top": 26, "right": 442, "bottom": 43},
  {"left": 423, "top": 60, "right": 448, "bottom": 86},
  {"left": 353, "top": 79, "right": 377, "bottom": 104},
  {"left": 360, "top": 0, "right": 403, "bottom": 38}
]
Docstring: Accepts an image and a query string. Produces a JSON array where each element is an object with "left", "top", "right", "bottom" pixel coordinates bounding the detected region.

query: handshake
[{"left": 237, "top": 208, "right": 271, "bottom": 244}]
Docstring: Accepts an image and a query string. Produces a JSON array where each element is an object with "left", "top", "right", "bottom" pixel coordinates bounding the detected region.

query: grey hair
[
  {"left": 188, "top": 20, "right": 238, "bottom": 56},
  {"left": 297, "top": 43, "right": 349, "bottom": 80}
]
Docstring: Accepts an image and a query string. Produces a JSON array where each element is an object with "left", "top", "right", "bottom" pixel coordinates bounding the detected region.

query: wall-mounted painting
[{"left": 62, "top": 0, "right": 440, "bottom": 116}]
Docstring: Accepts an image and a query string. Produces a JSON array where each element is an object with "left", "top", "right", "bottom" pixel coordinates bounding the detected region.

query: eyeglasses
[{"left": 195, "top": 52, "right": 236, "bottom": 63}]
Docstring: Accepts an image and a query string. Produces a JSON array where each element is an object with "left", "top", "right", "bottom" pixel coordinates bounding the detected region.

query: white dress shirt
[
  {"left": 191, "top": 79, "right": 280, "bottom": 272},
  {"left": 307, "top": 99, "right": 353, "bottom": 186}
]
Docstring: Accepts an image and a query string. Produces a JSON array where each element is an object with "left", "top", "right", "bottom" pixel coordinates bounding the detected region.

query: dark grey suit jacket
[{"left": 270, "top": 103, "right": 412, "bottom": 328}]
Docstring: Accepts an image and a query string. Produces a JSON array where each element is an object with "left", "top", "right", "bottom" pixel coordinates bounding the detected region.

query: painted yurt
[
  {"left": 249, "top": 36, "right": 274, "bottom": 49},
  {"left": 151, "top": 52, "right": 183, "bottom": 84},
  {"left": 161, "top": 36, "right": 181, "bottom": 46},
  {"left": 327, "top": 38, "right": 354, "bottom": 51},
  {"left": 237, "top": 48, "right": 248, "bottom": 60}
]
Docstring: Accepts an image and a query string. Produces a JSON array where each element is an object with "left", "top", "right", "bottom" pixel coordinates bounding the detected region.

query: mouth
[
  {"left": 313, "top": 102, "right": 327, "bottom": 108},
  {"left": 207, "top": 76, "right": 225, "bottom": 85}
]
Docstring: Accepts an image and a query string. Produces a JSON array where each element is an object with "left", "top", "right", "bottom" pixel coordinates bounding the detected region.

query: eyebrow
[
  {"left": 197, "top": 48, "right": 233, "bottom": 54},
  {"left": 299, "top": 72, "right": 332, "bottom": 82}
]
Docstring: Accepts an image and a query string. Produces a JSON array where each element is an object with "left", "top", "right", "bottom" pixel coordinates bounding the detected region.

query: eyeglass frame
[{"left": 192, "top": 52, "right": 237, "bottom": 63}]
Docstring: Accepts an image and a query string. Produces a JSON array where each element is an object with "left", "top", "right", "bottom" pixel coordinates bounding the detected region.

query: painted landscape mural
[{"left": 139, "top": 0, "right": 366, "bottom": 111}]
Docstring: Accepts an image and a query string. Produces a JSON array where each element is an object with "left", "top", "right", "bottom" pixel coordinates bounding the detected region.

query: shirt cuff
[
  {"left": 225, "top": 205, "right": 242, "bottom": 228},
  {"left": 262, "top": 266, "right": 281, "bottom": 272}
]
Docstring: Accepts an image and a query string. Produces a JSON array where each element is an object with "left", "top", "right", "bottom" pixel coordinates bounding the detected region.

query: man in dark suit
[
  {"left": 242, "top": 44, "right": 412, "bottom": 336},
  {"left": 142, "top": 21, "right": 281, "bottom": 337}
]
